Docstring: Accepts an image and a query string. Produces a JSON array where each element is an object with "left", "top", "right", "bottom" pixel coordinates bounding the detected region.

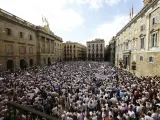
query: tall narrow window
[
  {"left": 140, "top": 25, "right": 145, "bottom": 31},
  {"left": 20, "top": 32, "right": 23, "bottom": 38},
  {"left": 152, "top": 16, "right": 158, "bottom": 25},
  {"left": 29, "top": 47, "right": 33, "bottom": 54},
  {"left": 151, "top": 33, "right": 157, "bottom": 47},
  {"left": 19, "top": 46, "right": 26, "bottom": 54},
  {"left": 126, "top": 42, "right": 128, "bottom": 50},
  {"left": 140, "top": 38, "right": 144, "bottom": 49},
  {"left": 6, "top": 28, "right": 11, "bottom": 35},
  {"left": 7, "top": 45, "right": 13, "bottom": 55},
  {"left": 134, "top": 40, "right": 136, "bottom": 50},
  {"left": 29, "top": 35, "right": 32, "bottom": 40},
  {"left": 140, "top": 56, "right": 143, "bottom": 61},
  {"left": 149, "top": 57, "right": 154, "bottom": 63}
]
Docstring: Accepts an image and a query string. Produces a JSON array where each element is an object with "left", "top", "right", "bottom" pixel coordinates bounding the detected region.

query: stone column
[
  {"left": 44, "top": 37, "right": 46, "bottom": 54},
  {"left": 49, "top": 39, "right": 51, "bottom": 54},
  {"left": 145, "top": 15, "right": 150, "bottom": 51}
]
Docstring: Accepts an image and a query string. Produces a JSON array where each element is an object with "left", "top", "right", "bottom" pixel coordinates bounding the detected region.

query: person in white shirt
[
  {"left": 145, "top": 112, "right": 154, "bottom": 120},
  {"left": 128, "top": 107, "right": 136, "bottom": 119}
]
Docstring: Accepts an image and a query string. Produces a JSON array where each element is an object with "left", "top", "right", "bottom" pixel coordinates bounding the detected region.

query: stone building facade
[
  {"left": 0, "top": 8, "right": 63, "bottom": 71},
  {"left": 87, "top": 39, "right": 105, "bottom": 61},
  {"left": 108, "top": 37, "right": 116, "bottom": 65},
  {"left": 115, "top": 0, "right": 160, "bottom": 76},
  {"left": 63, "top": 41, "right": 86, "bottom": 61}
]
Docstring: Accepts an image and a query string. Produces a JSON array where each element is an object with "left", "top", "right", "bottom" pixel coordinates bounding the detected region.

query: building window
[
  {"left": 133, "top": 54, "right": 136, "bottom": 61},
  {"left": 20, "top": 32, "right": 23, "bottom": 38},
  {"left": 126, "top": 42, "right": 128, "bottom": 50},
  {"left": 7, "top": 45, "right": 13, "bottom": 55},
  {"left": 152, "top": 16, "right": 158, "bottom": 25},
  {"left": 19, "top": 46, "right": 26, "bottom": 54},
  {"left": 140, "top": 38, "right": 144, "bottom": 49},
  {"left": 29, "top": 35, "right": 32, "bottom": 40},
  {"left": 134, "top": 29, "right": 137, "bottom": 35},
  {"left": 6, "top": 28, "right": 11, "bottom": 35},
  {"left": 140, "top": 24, "right": 145, "bottom": 31},
  {"left": 140, "top": 56, "right": 143, "bottom": 61},
  {"left": 96, "top": 44, "right": 98, "bottom": 47},
  {"left": 29, "top": 47, "right": 33, "bottom": 54},
  {"left": 133, "top": 40, "right": 136, "bottom": 50},
  {"left": 121, "top": 44, "right": 122, "bottom": 51},
  {"left": 149, "top": 57, "right": 154, "bottom": 63},
  {"left": 151, "top": 33, "right": 157, "bottom": 47}
]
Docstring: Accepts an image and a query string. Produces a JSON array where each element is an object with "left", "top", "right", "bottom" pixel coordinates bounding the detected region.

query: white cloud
[
  {"left": 124, "top": 0, "right": 128, "bottom": 3},
  {"left": 105, "top": 0, "right": 121, "bottom": 6},
  {"left": 49, "top": 9, "right": 84, "bottom": 32},
  {"left": 0, "top": 0, "right": 84, "bottom": 33},
  {"left": 88, "top": 0, "right": 103, "bottom": 9},
  {"left": 90, "top": 15, "right": 129, "bottom": 45}
]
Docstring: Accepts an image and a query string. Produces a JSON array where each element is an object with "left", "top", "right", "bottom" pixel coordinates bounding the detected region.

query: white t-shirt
[
  {"left": 92, "top": 116, "right": 97, "bottom": 120},
  {"left": 145, "top": 115, "right": 154, "bottom": 120},
  {"left": 128, "top": 110, "right": 135, "bottom": 119}
]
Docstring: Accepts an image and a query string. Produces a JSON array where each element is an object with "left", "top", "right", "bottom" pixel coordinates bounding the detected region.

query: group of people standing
[{"left": 0, "top": 61, "right": 160, "bottom": 120}]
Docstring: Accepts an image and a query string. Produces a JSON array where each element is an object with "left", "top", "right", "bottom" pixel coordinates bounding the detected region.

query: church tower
[{"left": 143, "top": 0, "right": 154, "bottom": 6}]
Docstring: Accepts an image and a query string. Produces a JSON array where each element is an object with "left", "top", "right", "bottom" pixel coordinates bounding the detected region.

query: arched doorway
[
  {"left": 29, "top": 59, "right": 33, "bottom": 67},
  {"left": 7, "top": 60, "right": 14, "bottom": 72},
  {"left": 43, "top": 58, "right": 46, "bottom": 65},
  {"left": 20, "top": 59, "right": 26, "bottom": 70},
  {"left": 48, "top": 57, "right": 51, "bottom": 65}
]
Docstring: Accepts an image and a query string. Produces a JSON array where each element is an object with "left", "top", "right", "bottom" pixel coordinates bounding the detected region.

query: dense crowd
[{"left": 0, "top": 61, "right": 160, "bottom": 120}]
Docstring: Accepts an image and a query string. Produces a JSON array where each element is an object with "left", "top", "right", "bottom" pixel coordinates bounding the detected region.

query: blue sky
[{"left": 0, "top": 0, "right": 144, "bottom": 45}]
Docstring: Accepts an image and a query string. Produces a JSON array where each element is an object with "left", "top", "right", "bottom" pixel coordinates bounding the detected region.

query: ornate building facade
[
  {"left": 87, "top": 39, "right": 105, "bottom": 61},
  {"left": 115, "top": 0, "right": 160, "bottom": 76},
  {"left": 108, "top": 37, "right": 116, "bottom": 65},
  {"left": 63, "top": 41, "right": 86, "bottom": 61},
  {"left": 0, "top": 8, "right": 63, "bottom": 71}
]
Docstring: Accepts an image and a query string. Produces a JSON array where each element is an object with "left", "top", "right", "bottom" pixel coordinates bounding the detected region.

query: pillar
[{"left": 145, "top": 15, "right": 150, "bottom": 50}]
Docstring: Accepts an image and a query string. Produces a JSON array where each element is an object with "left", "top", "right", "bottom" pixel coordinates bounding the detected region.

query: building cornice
[
  {"left": 0, "top": 8, "right": 63, "bottom": 42},
  {"left": 150, "top": 28, "right": 160, "bottom": 33},
  {"left": 116, "top": 0, "right": 159, "bottom": 36}
]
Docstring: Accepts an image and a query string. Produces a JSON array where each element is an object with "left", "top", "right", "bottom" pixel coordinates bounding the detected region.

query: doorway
[
  {"left": 7, "top": 60, "right": 14, "bottom": 72},
  {"left": 20, "top": 59, "right": 26, "bottom": 69},
  {"left": 29, "top": 59, "right": 33, "bottom": 67}
]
